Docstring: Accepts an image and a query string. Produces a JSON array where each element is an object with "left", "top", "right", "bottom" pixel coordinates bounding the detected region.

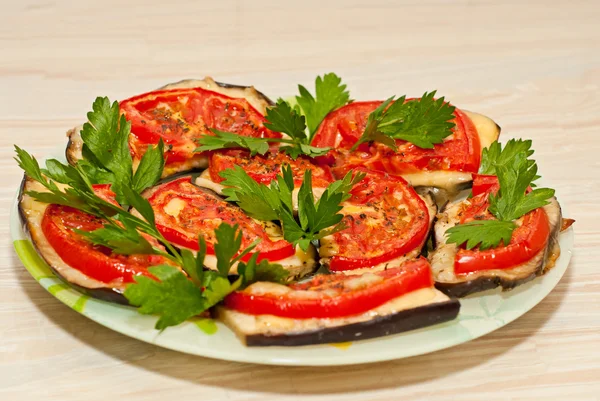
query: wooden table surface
[{"left": 2, "top": 1, "right": 599, "bottom": 400}]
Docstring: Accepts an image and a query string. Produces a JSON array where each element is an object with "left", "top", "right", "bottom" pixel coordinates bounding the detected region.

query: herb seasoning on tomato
[
  {"left": 147, "top": 176, "right": 295, "bottom": 262},
  {"left": 120, "top": 87, "right": 279, "bottom": 168},
  {"left": 209, "top": 149, "right": 334, "bottom": 186},
  {"left": 320, "top": 169, "right": 431, "bottom": 271}
]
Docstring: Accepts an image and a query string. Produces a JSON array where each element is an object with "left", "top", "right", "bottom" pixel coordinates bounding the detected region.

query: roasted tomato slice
[
  {"left": 311, "top": 101, "right": 481, "bottom": 178},
  {"left": 471, "top": 174, "right": 500, "bottom": 196},
  {"left": 321, "top": 168, "right": 430, "bottom": 271},
  {"left": 224, "top": 257, "right": 433, "bottom": 319},
  {"left": 208, "top": 149, "right": 334, "bottom": 186},
  {"left": 454, "top": 179, "right": 550, "bottom": 274},
  {"left": 41, "top": 187, "right": 168, "bottom": 284},
  {"left": 120, "top": 87, "right": 279, "bottom": 168},
  {"left": 147, "top": 176, "right": 295, "bottom": 261}
]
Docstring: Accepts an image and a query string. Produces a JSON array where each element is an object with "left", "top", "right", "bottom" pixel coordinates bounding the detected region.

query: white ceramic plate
[{"left": 11, "top": 146, "right": 574, "bottom": 366}]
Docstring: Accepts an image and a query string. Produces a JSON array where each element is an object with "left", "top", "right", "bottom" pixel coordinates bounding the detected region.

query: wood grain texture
[{"left": 1, "top": 0, "right": 599, "bottom": 400}]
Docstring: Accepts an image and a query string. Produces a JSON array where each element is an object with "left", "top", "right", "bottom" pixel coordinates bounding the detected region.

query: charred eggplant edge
[
  {"left": 433, "top": 200, "right": 563, "bottom": 298},
  {"left": 218, "top": 298, "right": 460, "bottom": 347}
]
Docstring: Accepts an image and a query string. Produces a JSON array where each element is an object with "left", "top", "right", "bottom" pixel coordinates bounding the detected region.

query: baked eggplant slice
[
  {"left": 141, "top": 175, "right": 317, "bottom": 280},
  {"left": 66, "top": 77, "right": 276, "bottom": 178},
  {"left": 318, "top": 169, "right": 437, "bottom": 275},
  {"left": 429, "top": 196, "right": 563, "bottom": 298},
  {"left": 18, "top": 177, "right": 172, "bottom": 304},
  {"left": 311, "top": 102, "right": 501, "bottom": 193},
  {"left": 215, "top": 258, "right": 460, "bottom": 346}
]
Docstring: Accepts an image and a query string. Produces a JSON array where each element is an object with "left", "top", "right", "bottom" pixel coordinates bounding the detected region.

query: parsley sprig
[
  {"left": 295, "top": 72, "right": 351, "bottom": 139},
  {"left": 446, "top": 140, "right": 555, "bottom": 250},
  {"left": 77, "top": 97, "right": 164, "bottom": 205},
  {"left": 196, "top": 73, "right": 351, "bottom": 159},
  {"left": 219, "top": 165, "right": 365, "bottom": 251},
  {"left": 196, "top": 100, "right": 331, "bottom": 159},
  {"left": 351, "top": 91, "right": 456, "bottom": 151},
  {"left": 15, "top": 96, "right": 288, "bottom": 330},
  {"left": 124, "top": 224, "right": 288, "bottom": 330}
]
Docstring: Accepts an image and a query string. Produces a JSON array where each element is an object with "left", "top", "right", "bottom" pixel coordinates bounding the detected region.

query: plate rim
[{"left": 10, "top": 148, "right": 574, "bottom": 366}]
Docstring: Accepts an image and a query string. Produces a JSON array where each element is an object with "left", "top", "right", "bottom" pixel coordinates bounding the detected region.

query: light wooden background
[{"left": 2, "top": 1, "right": 599, "bottom": 400}]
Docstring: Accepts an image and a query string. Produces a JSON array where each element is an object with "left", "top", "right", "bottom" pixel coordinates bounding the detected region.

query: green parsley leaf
[
  {"left": 296, "top": 73, "right": 351, "bottom": 138},
  {"left": 238, "top": 252, "right": 289, "bottom": 286},
  {"left": 489, "top": 157, "right": 554, "bottom": 221},
  {"left": 446, "top": 220, "right": 516, "bottom": 250},
  {"left": 132, "top": 140, "right": 165, "bottom": 193},
  {"left": 124, "top": 265, "right": 209, "bottom": 330},
  {"left": 446, "top": 140, "right": 555, "bottom": 250},
  {"left": 80, "top": 97, "right": 133, "bottom": 188},
  {"left": 195, "top": 129, "right": 271, "bottom": 156},
  {"left": 352, "top": 91, "right": 456, "bottom": 151},
  {"left": 264, "top": 100, "right": 307, "bottom": 141},
  {"left": 219, "top": 166, "right": 281, "bottom": 220},
  {"left": 76, "top": 220, "right": 155, "bottom": 255},
  {"left": 220, "top": 165, "right": 364, "bottom": 251},
  {"left": 479, "top": 138, "right": 536, "bottom": 175},
  {"left": 213, "top": 223, "right": 243, "bottom": 277}
]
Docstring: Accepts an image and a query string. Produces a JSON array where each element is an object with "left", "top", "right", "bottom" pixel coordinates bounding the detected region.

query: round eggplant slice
[
  {"left": 429, "top": 196, "right": 563, "bottom": 298},
  {"left": 215, "top": 259, "right": 460, "bottom": 346},
  {"left": 311, "top": 101, "right": 501, "bottom": 193},
  {"left": 318, "top": 169, "right": 437, "bottom": 275},
  {"left": 141, "top": 175, "right": 317, "bottom": 280},
  {"left": 66, "top": 77, "right": 276, "bottom": 178},
  {"left": 18, "top": 177, "right": 171, "bottom": 304}
]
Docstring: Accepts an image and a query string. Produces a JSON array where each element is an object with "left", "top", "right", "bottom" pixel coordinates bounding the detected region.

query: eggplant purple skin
[
  {"left": 236, "top": 298, "right": 460, "bottom": 347},
  {"left": 432, "top": 201, "right": 563, "bottom": 298},
  {"left": 65, "top": 80, "right": 274, "bottom": 165}
]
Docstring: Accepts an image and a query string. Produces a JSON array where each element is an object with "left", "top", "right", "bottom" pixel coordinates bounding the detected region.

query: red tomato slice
[
  {"left": 453, "top": 184, "right": 551, "bottom": 274},
  {"left": 147, "top": 176, "right": 295, "bottom": 262},
  {"left": 311, "top": 101, "right": 481, "bottom": 178},
  {"left": 41, "top": 202, "right": 167, "bottom": 284},
  {"left": 120, "top": 87, "right": 279, "bottom": 166},
  {"left": 471, "top": 174, "right": 500, "bottom": 196},
  {"left": 325, "top": 168, "right": 430, "bottom": 271},
  {"left": 224, "top": 257, "right": 433, "bottom": 319},
  {"left": 208, "top": 149, "right": 334, "bottom": 187}
]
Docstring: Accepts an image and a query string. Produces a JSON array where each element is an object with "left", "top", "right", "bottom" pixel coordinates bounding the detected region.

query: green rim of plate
[{"left": 10, "top": 147, "right": 574, "bottom": 366}]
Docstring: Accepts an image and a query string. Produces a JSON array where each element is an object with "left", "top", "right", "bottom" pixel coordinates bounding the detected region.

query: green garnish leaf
[
  {"left": 133, "top": 140, "right": 165, "bottom": 193},
  {"left": 238, "top": 252, "right": 289, "bottom": 286},
  {"left": 447, "top": 139, "right": 555, "bottom": 250},
  {"left": 196, "top": 129, "right": 271, "bottom": 156},
  {"left": 124, "top": 265, "right": 213, "bottom": 330},
  {"left": 489, "top": 157, "right": 555, "bottom": 221},
  {"left": 264, "top": 99, "right": 307, "bottom": 141},
  {"left": 219, "top": 165, "right": 364, "bottom": 250},
  {"left": 446, "top": 220, "right": 516, "bottom": 250},
  {"left": 295, "top": 72, "right": 351, "bottom": 138},
  {"left": 352, "top": 91, "right": 456, "bottom": 151}
]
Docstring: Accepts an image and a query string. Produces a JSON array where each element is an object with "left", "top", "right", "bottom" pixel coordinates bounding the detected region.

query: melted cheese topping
[
  {"left": 319, "top": 192, "right": 437, "bottom": 274},
  {"left": 216, "top": 287, "right": 450, "bottom": 338}
]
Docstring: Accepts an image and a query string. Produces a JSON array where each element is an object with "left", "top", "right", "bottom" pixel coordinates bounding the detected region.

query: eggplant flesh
[
  {"left": 429, "top": 196, "right": 563, "bottom": 298},
  {"left": 318, "top": 191, "right": 437, "bottom": 275},
  {"left": 215, "top": 287, "right": 460, "bottom": 347},
  {"left": 18, "top": 177, "right": 132, "bottom": 304},
  {"left": 65, "top": 77, "right": 274, "bottom": 176},
  {"left": 141, "top": 175, "right": 318, "bottom": 280}
]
